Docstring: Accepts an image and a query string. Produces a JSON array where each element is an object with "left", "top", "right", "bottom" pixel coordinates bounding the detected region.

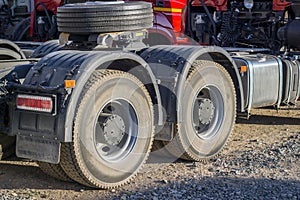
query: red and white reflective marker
[{"left": 16, "top": 94, "right": 53, "bottom": 113}]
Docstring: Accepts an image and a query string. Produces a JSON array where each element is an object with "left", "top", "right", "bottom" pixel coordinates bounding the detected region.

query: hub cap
[
  {"left": 94, "top": 99, "right": 138, "bottom": 162},
  {"left": 192, "top": 86, "right": 224, "bottom": 140}
]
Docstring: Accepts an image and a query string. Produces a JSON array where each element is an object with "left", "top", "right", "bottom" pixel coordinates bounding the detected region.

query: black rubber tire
[
  {"left": 57, "top": 9, "right": 152, "bottom": 18},
  {"left": 162, "top": 60, "right": 236, "bottom": 161},
  {"left": 58, "top": 24, "right": 153, "bottom": 34},
  {"left": 31, "top": 40, "right": 64, "bottom": 58},
  {"left": 60, "top": 70, "right": 154, "bottom": 188},
  {"left": 57, "top": 13, "right": 153, "bottom": 23},
  {"left": 0, "top": 133, "right": 15, "bottom": 160},
  {"left": 57, "top": 18, "right": 153, "bottom": 28},
  {"left": 59, "top": 2, "right": 151, "bottom": 12},
  {"left": 38, "top": 161, "right": 73, "bottom": 182},
  {"left": 57, "top": 2, "right": 153, "bottom": 34}
]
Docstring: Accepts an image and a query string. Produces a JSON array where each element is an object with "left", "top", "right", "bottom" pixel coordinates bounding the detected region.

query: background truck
[{"left": 0, "top": 0, "right": 299, "bottom": 189}]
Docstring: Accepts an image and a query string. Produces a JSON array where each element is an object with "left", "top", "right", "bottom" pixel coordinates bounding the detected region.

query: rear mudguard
[
  {"left": 140, "top": 45, "right": 245, "bottom": 123},
  {"left": 11, "top": 50, "right": 163, "bottom": 142},
  {"left": 0, "top": 39, "right": 26, "bottom": 59}
]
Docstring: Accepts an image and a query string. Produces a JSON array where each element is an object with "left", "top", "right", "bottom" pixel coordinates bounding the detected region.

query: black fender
[
  {"left": 64, "top": 51, "right": 163, "bottom": 141},
  {"left": 0, "top": 40, "right": 31, "bottom": 79},
  {"left": 0, "top": 39, "right": 26, "bottom": 59},
  {"left": 140, "top": 45, "right": 244, "bottom": 123},
  {"left": 17, "top": 50, "right": 162, "bottom": 142}
]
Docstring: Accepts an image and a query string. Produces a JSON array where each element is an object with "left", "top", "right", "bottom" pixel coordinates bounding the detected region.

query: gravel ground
[{"left": 0, "top": 106, "right": 299, "bottom": 200}]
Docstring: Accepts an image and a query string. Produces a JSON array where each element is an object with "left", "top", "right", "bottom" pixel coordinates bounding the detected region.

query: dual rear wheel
[{"left": 38, "top": 60, "right": 236, "bottom": 188}]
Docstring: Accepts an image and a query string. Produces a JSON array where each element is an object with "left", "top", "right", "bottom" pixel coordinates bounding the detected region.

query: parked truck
[{"left": 0, "top": 0, "right": 299, "bottom": 188}]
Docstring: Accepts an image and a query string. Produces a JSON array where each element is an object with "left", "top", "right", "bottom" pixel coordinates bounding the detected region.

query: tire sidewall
[
  {"left": 74, "top": 73, "right": 153, "bottom": 184},
  {"left": 179, "top": 63, "right": 235, "bottom": 158}
]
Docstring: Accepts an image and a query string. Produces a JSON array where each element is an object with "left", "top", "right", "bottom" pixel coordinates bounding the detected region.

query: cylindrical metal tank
[{"left": 233, "top": 54, "right": 283, "bottom": 110}]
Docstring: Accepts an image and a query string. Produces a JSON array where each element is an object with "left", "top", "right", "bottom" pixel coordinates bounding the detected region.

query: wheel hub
[
  {"left": 198, "top": 98, "right": 215, "bottom": 125},
  {"left": 103, "top": 115, "right": 125, "bottom": 146},
  {"left": 94, "top": 99, "right": 138, "bottom": 162},
  {"left": 192, "top": 86, "right": 224, "bottom": 140}
]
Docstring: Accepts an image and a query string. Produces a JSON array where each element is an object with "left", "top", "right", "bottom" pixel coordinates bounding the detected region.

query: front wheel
[
  {"left": 60, "top": 70, "right": 154, "bottom": 188},
  {"left": 164, "top": 60, "right": 236, "bottom": 161}
]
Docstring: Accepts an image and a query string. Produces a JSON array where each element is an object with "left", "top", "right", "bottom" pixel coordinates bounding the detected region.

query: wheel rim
[
  {"left": 192, "top": 85, "right": 224, "bottom": 140},
  {"left": 94, "top": 99, "right": 138, "bottom": 163}
]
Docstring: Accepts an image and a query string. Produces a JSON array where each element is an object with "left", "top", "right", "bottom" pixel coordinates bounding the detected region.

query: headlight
[{"left": 244, "top": 0, "right": 254, "bottom": 9}]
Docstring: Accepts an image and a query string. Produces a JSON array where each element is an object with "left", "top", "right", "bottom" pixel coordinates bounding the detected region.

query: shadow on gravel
[
  {"left": 0, "top": 160, "right": 85, "bottom": 191},
  {"left": 237, "top": 114, "right": 300, "bottom": 125},
  {"left": 110, "top": 177, "right": 300, "bottom": 199},
  {"left": 0, "top": 159, "right": 299, "bottom": 199}
]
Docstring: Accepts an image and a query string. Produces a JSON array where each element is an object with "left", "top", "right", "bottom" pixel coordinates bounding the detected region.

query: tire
[
  {"left": 57, "top": 13, "right": 153, "bottom": 23},
  {"left": 58, "top": 24, "right": 153, "bottom": 34},
  {"left": 163, "top": 60, "right": 236, "bottom": 161},
  {"left": 57, "top": 9, "right": 152, "bottom": 18},
  {"left": 57, "top": 2, "right": 153, "bottom": 34},
  {"left": 38, "top": 162, "right": 73, "bottom": 182},
  {"left": 59, "top": 2, "right": 151, "bottom": 12},
  {"left": 60, "top": 70, "right": 154, "bottom": 188},
  {"left": 57, "top": 18, "right": 153, "bottom": 28},
  {"left": 0, "top": 133, "right": 15, "bottom": 160}
]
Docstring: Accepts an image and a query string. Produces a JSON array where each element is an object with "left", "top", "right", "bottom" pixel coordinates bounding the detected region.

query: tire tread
[{"left": 60, "top": 70, "right": 154, "bottom": 188}]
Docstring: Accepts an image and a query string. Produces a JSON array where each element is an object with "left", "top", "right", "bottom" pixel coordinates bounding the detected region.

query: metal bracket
[{"left": 154, "top": 122, "right": 174, "bottom": 141}]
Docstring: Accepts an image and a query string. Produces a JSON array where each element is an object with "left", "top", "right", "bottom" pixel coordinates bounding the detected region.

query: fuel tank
[
  {"left": 233, "top": 54, "right": 300, "bottom": 111},
  {"left": 281, "top": 59, "right": 300, "bottom": 104}
]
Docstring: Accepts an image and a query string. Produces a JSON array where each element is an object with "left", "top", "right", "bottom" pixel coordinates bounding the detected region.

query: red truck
[{"left": 0, "top": 0, "right": 299, "bottom": 188}]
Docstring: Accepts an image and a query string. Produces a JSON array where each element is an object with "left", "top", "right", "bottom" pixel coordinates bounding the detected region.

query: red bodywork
[
  {"left": 34, "top": 0, "right": 63, "bottom": 13},
  {"left": 30, "top": 0, "right": 292, "bottom": 43},
  {"left": 146, "top": 0, "right": 292, "bottom": 44},
  {"left": 30, "top": 0, "right": 63, "bottom": 37}
]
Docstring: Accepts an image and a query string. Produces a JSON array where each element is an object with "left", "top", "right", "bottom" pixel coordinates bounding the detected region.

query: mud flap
[{"left": 16, "top": 135, "right": 60, "bottom": 164}]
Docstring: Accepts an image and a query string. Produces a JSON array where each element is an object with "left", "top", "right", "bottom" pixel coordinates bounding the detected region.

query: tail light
[{"left": 16, "top": 94, "right": 56, "bottom": 114}]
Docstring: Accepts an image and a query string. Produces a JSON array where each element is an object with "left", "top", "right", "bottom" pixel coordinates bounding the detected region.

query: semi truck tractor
[{"left": 0, "top": 0, "right": 299, "bottom": 188}]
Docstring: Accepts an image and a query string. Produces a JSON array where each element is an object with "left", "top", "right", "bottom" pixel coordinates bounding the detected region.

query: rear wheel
[
  {"left": 38, "top": 162, "right": 73, "bottom": 182},
  {"left": 60, "top": 70, "right": 154, "bottom": 188},
  {"left": 163, "top": 60, "right": 236, "bottom": 161}
]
